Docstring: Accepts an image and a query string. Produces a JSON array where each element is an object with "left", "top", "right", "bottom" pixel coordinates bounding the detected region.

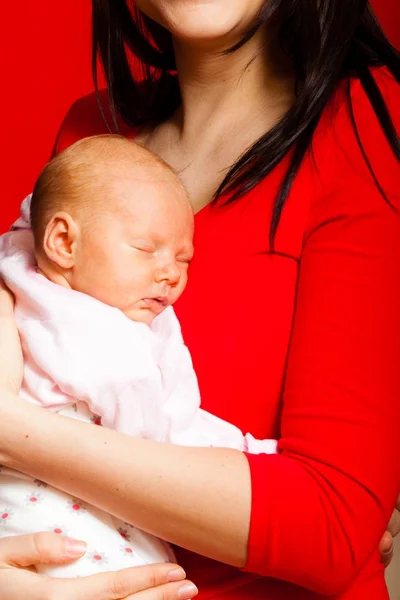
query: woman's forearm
[{"left": 0, "top": 394, "right": 251, "bottom": 567}]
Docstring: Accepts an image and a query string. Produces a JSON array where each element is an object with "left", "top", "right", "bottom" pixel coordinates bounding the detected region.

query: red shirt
[{"left": 55, "top": 68, "right": 400, "bottom": 599}]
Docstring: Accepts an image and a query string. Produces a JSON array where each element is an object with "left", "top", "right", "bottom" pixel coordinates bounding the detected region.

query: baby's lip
[
  {"left": 142, "top": 297, "right": 169, "bottom": 309},
  {"left": 154, "top": 296, "right": 169, "bottom": 307}
]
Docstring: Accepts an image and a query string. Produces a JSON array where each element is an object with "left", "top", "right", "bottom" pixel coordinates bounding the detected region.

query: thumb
[
  {"left": 379, "top": 531, "right": 393, "bottom": 567},
  {"left": 0, "top": 533, "right": 87, "bottom": 568}
]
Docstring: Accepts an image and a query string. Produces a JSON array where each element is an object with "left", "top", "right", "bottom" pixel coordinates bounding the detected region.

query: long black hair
[{"left": 92, "top": 0, "right": 399, "bottom": 244}]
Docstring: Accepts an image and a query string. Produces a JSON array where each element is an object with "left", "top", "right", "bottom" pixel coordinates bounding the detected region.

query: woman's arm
[
  {"left": 0, "top": 279, "right": 23, "bottom": 395},
  {"left": 0, "top": 271, "right": 251, "bottom": 569},
  {"left": 245, "top": 187, "right": 400, "bottom": 594},
  {"left": 0, "top": 394, "right": 252, "bottom": 567}
]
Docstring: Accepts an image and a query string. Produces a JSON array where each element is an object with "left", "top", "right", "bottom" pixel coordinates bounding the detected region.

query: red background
[{"left": 1, "top": 1, "right": 399, "bottom": 232}]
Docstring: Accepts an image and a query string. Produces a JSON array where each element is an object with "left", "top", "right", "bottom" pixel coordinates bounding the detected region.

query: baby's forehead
[
  {"left": 85, "top": 150, "right": 179, "bottom": 191},
  {"left": 98, "top": 157, "right": 188, "bottom": 199},
  {"left": 86, "top": 173, "right": 189, "bottom": 231}
]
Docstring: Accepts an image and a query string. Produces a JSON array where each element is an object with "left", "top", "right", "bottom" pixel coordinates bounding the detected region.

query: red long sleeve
[{"left": 245, "top": 71, "right": 400, "bottom": 594}]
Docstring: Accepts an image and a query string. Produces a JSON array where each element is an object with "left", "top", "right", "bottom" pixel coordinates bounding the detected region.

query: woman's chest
[{"left": 174, "top": 192, "right": 302, "bottom": 439}]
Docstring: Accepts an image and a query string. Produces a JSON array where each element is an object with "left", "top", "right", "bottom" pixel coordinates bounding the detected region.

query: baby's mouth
[
  {"left": 154, "top": 296, "right": 168, "bottom": 306},
  {"left": 142, "top": 297, "right": 169, "bottom": 310}
]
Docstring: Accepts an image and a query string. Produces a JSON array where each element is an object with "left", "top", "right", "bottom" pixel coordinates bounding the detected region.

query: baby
[{"left": 0, "top": 135, "right": 277, "bottom": 578}]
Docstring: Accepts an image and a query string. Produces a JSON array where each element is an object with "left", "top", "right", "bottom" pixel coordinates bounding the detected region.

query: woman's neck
[
  {"left": 172, "top": 29, "right": 294, "bottom": 147},
  {"left": 140, "top": 28, "right": 294, "bottom": 212}
]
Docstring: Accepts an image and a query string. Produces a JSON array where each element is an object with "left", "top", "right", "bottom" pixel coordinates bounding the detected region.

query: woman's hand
[
  {"left": 0, "top": 532, "right": 198, "bottom": 600},
  {"left": 379, "top": 494, "right": 400, "bottom": 567},
  {"left": 0, "top": 279, "right": 23, "bottom": 395}
]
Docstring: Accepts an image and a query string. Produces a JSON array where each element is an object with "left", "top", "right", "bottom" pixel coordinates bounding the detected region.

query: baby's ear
[{"left": 42, "top": 212, "right": 79, "bottom": 269}]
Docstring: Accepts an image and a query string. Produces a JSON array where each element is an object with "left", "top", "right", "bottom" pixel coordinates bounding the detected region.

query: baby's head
[{"left": 30, "top": 135, "right": 194, "bottom": 324}]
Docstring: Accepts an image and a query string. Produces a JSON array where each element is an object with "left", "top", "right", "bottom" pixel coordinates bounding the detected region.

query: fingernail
[
  {"left": 65, "top": 538, "right": 87, "bottom": 557},
  {"left": 168, "top": 567, "right": 186, "bottom": 581},
  {"left": 178, "top": 582, "right": 198, "bottom": 599}
]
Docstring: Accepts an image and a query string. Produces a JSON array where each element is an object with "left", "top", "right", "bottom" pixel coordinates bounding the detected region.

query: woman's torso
[
  {"left": 54, "top": 67, "right": 399, "bottom": 599},
  {"left": 172, "top": 147, "right": 388, "bottom": 600}
]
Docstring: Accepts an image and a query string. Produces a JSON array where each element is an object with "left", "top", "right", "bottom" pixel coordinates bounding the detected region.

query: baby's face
[{"left": 71, "top": 172, "right": 194, "bottom": 324}]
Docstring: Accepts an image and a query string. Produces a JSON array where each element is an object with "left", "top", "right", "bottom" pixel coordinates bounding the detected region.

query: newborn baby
[{"left": 0, "top": 135, "right": 277, "bottom": 578}]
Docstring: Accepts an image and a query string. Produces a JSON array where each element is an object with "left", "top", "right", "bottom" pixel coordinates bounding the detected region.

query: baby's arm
[
  {"left": 169, "top": 405, "right": 278, "bottom": 455},
  {"left": 36, "top": 313, "right": 167, "bottom": 441},
  {"left": 24, "top": 292, "right": 276, "bottom": 453},
  {"left": 154, "top": 309, "right": 278, "bottom": 455}
]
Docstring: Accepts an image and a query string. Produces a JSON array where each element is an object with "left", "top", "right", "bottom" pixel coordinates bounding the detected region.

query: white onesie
[{"left": 0, "top": 197, "right": 277, "bottom": 578}]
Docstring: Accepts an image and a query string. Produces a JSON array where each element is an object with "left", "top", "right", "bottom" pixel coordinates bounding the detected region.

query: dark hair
[{"left": 92, "top": 0, "right": 399, "bottom": 245}]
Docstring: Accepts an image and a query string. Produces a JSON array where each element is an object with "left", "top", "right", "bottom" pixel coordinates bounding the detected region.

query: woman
[{"left": 0, "top": 0, "right": 399, "bottom": 598}]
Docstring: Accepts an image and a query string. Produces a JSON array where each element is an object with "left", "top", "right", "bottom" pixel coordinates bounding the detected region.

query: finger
[
  {"left": 125, "top": 580, "right": 199, "bottom": 600},
  {"left": 379, "top": 530, "right": 392, "bottom": 553},
  {"left": 379, "top": 531, "right": 393, "bottom": 567},
  {"left": 380, "top": 546, "right": 393, "bottom": 568},
  {"left": 49, "top": 563, "right": 188, "bottom": 600},
  {"left": 387, "top": 506, "right": 400, "bottom": 537},
  {"left": 0, "top": 568, "right": 48, "bottom": 600},
  {"left": 0, "top": 533, "right": 87, "bottom": 568}
]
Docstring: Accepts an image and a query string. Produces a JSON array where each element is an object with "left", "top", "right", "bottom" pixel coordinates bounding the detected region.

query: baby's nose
[{"left": 156, "top": 262, "right": 181, "bottom": 285}]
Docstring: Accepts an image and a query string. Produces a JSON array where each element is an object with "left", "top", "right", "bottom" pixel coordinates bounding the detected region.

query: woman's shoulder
[
  {"left": 52, "top": 88, "right": 137, "bottom": 156},
  {"left": 308, "top": 67, "right": 399, "bottom": 210},
  {"left": 279, "top": 66, "right": 399, "bottom": 251},
  {"left": 315, "top": 67, "right": 399, "bottom": 175}
]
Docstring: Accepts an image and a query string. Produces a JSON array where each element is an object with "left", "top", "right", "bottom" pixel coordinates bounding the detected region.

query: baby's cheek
[
  {"left": 96, "top": 264, "right": 131, "bottom": 306},
  {"left": 173, "top": 279, "right": 189, "bottom": 304},
  {"left": 182, "top": 269, "right": 190, "bottom": 289}
]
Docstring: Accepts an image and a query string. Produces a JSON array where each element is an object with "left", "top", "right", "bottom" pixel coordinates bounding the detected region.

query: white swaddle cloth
[{"left": 0, "top": 197, "right": 277, "bottom": 578}]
